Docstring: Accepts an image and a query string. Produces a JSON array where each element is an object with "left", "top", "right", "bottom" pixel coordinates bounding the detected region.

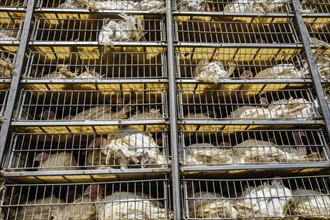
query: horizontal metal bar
[
  {"left": 0, "top": 7, "right": 26, "bottom": 12},
  {"left": 21, "top": 79, "right": 169, "bottom": 84},
  {"left": 34, "top": 8, "right": 166, "bottom": 15},
  {"left": 173, "top": 11, "right": 295, "bottom": 17},
  {"left": 175, "top": 43, "right": 304, "bottom": 48},
  {"left": 0, "top": 79, "right": 11, "bottom": 84},
  {"left": 177, "top": 79, "right": 312, "bottom": 84},
  {"left": 12, "top": 120, "right": 168, "bottom": 126},
  {"left": 29, "top": 41, "right": 167, "bottom": 47},
  {"left": 0, "top": 41, "right": 20, "bottom": 45},
  {"left": 181, "top": 162, "right": 330, "bottom": 172},
  {"left": 302, "top": 13, "right": 330, "bottom": 18},
  {"left": 1, "top": 168, "right": 170, "bottom": 177},
  {"left": 179, "top": 120, "right": 323, "bottom": 125}
]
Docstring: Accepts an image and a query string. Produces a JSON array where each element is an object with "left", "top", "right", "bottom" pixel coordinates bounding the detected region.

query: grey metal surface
[{"left": 0, "top": 0, "right": 36, "bottom": 167}]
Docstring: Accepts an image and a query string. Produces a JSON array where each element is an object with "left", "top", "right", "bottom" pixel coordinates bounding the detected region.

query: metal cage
[
  {"left": 2, "top": 130, "right": 169, "bottom": 171},
  {"left": 182, "top": 175, "right": 330, "bottom": 219},
  {"left": 0, "top": 50, "right": 15, "bottom": 82},
  {"left": 178, "top": 89, "right": 320, "bottom": 120},
  {"left": 0, "top": 179, "right": 172, "bottom": 220},
  {"left": 300, "top": 0, "right": 330, "bottom": 14},
  {"left": 0, "top": 89, "right": 9, "bottom": 120},
  {"left": 21, "top": 50, "right": 168, "bottom": 91},
  {"left": 0, "top": 17, "right": 24, "bottom": 43},
  {"left": 174, "top": 19, "right": 300, "bottom": 44},
  {"left": 35, "top": 0, "right": 166, "bottom": 11},
  {"left": 180, "top": 129, "right": 329, "bottom": 166}
]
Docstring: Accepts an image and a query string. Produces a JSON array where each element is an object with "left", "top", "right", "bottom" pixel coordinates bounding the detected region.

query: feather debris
[{"left": 0, "top": 58, "right": 14, "bottom": 77}]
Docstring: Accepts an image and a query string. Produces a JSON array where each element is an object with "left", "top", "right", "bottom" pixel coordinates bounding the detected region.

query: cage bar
[
  {"left": 180, "top": 129, "right": 328, "bottom": 167},
  {"left": 0, "top": 0, "right": 26, "bottom": 7},
  {"left": 0, "top": 89, "right": 9, "bottom": 120},
  {"left": 183, "top": 175, "right": 330, "bottom": 219},
  {"left": 300, "top": 0, "right": 330, "bottom": 14},
  {"left": 0, "top": 179, "right": 172, "bottom": 220}
]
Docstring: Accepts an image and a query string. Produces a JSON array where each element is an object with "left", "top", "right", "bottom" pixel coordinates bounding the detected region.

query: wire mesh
[
  {"left": 180, "top": 129, "right": 328, "bottom": 166},
  {"left": 325, "top": 88, "right": 330, "bottom": 107},
  {"left": 31, "top": 16, "right": 165, "bottom": 43},
  {"left": 35, "top": 0, "right": 166, "bottom": 11},
  {"left": 0, "top": 179, "right": 172, "bottom": 220},
  {"left": 3, "top": 130, "right": 169, "bottom": 171},
  {"left": 15, "top": 90, "right": 167, "bottom": 121},
  {"left": 0, "top": 17, "right": 23, "bottom": 42},
  {"left": 0, "top": 0, "right": 26, "bottom": 7},
  {"left": 300, "top": 0, "right": 330, "bottom": 14},
  {"left": 174, "top": 19, "right": 299, "bottom": 44},
  {"left": 183, "top": 175, "right": 330, "bottom": 219},
  {"left": 174, "top": 0, "right": 293, "bottom": 13},
  {"left": 178, "top": 89, "right": 319, "bottom": 120},
  {"left": 23, "top": 51, "right": 167, "bottom": 79}
]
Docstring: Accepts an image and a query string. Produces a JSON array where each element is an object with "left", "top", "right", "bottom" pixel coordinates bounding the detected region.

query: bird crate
[
  {"left": 21, "top": 50, "right": 167, "bottom": 91},
  {"left": 0, "top": 0, "right": 26, "bottom": 7},
  {"left": 174, "top": 0, "right": 293, "bottom": 22},
  {"left": 178, "top": 89, "right": 320, "bottom": 131},
  {"left": 180, "top": 129, "right": 329, "bottom": 168},
  {"left": 174, "top": 19, "right": 300, "bottom": 45},
  {"left": 182, "top": 175, "right": 330, "bottom": 219},
  {"left": 0, "top": 89, "right": 9, "bottom": 120},
  {"left": 176, "top": 48, "right": 310, "bottom": 91},
  {"left": 35, "top": 0, "right": 166, "bottom": 13},
  {"left": 0, "top": 179, "right": 173, "bottom": 219},
  {"left": 2, "top": 130, "right": 169, "bottom": 175},
  {"left": 0, "top": 17, "right": 23, "bottom": 43},
  {"left": 30, "top": 16, "right": 166, "bottom": 55},
  {"left": 14, "top": 89, "right": 167, "bottom": 133}
]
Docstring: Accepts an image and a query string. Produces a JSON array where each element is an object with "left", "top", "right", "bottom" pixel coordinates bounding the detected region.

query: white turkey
[
  {"left": 300, "top": 55, "right": 330, "bottom": 80},
  {"left": 0, "top": 58, "right": 14, "bottom": 77},
  {"left": 15, "top": 195, "right": 66, "bottom": 220},
  {"left": 236, "top": 178, "right": 293, "bottom": 218},
  {"left": 41, "top": 65, "right": 78, "bottom": 79},
  {"left": 290, "top": 188, "right": 330, "bottom": 218},
  {"left": 138, "top": 0, "right": 165, "bottom": 12},
  {"left": 53, "top": 185, "right": 103, "bottom": 220},
  {"left": 185, "top": 143, "right": 242, "bottom": 165},
  {"left": 226, "top": 97, "right": 271, "bottom": 119},
  {"left": 98, "top": 14, "right": 144, "bottom": 46},
  {"left": 71, "top": 102, "right": 132, "bottom": 121},
  {"left": 268, "top": 97, "right": 316, "bottom": 119},
  {"left": 97, "top": 191, "right": 171, "bottom": 220},
  {"left": 233, "top": 138, "right": 315, "bottom": 163},
  {"left": 34, "top": 152, "right": 79, "bottom": 171},
  {"left": 128, "top": 108, "right": 163, "bottom": 120},
  {"left": 188, "top": 191, "right": 239, "bottom": 218},
  {"left": 105, "top": 131, "right": 166, "bottom": 168},
  {"left": 254, "top": 64, "right": 304, "bottom": 79},
  {"left": 194, "top": 60, "right": 234, "bottom": 83}
]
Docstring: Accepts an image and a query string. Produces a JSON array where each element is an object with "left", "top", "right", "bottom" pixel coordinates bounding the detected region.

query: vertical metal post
[
  {"left": 166, "top": 0, "right": 182, "bottom": 219},
  {"left": 0, "top": 0, "right": 36, "bottom": 163},
  {"left": 292, "top": 0, "right": 330, "bottom": 138}
]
